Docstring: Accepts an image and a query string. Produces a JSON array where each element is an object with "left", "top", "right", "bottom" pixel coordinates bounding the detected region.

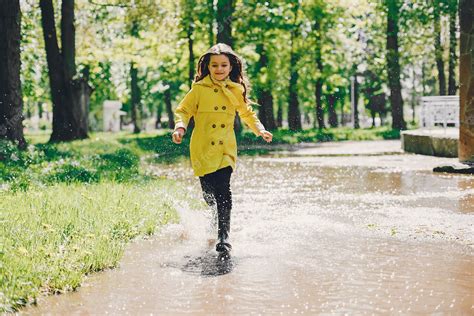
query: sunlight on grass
[{"left": 0, "top": 181, "right": 183, "bottom": 312}]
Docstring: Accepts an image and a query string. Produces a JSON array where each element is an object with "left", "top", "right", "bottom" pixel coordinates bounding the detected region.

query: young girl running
[{"left": 171, "top": 43, "right": 273, "bottom": 253}]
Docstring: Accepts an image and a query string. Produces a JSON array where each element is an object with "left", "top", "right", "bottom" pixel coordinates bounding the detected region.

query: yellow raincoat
[{"left": 174, "top": 74, "right": 265, "bottom": 177}]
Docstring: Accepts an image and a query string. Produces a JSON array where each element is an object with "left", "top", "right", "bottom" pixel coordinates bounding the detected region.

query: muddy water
[{"left": 25, "top": 151, "right": 474, "bottom": 314}]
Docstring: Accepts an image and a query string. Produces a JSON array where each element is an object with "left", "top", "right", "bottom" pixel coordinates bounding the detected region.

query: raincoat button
[
  {"left": 221, "top": 124, "right": 225, "bottom": 128},
  {"left": 212, "top": 124, "right": 216, "bottom": 128},
  {"left": 214, "top": 88, "right": 218, "bottom": 92},
  {"left": 219, "top": 140, "right": 223, "bottom": 145},
  {"left": 214, "top": 106, "right": 218, "bottom": 110},
  {"left": 222, "top": 106, "right": 226, "bottom": 110},
  {"left": 211, "top": 141, "right": 215, "bottom": 145}
]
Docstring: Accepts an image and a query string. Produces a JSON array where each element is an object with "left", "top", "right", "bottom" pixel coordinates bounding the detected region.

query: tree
[
  {"left": 181, "top": 0, "right": 196, "bottom": 86},
  {"left": 216, "top": 0, "right": 242, "bottom": 132},
  {"left": 39, "top": 0, "right": 92, "bottom": 142},
  {"left": 255, "top": 43, "right": 277, "bottom": 130},
  {"left": 434, "top": 0, "right": 447, "bottom": 95},
  {"left": 288, "top": 1, "right": 302, "bottom": 131},
  {"left": 385, "top": 0, "right": 405, "bottom": 130},
  {"left": 459, "top": 0, "right": 474, "bottom": 163},
  {"left": 0, "top": 0, "right": 26, "bottom": 148},
  {"left": 216, "top": 0, "right": 234, "bottom": 46},
  {"left": 448, "top": 0, "right": 458, "bottom": 95},
  {"left": 207, "top": 0, "right": 215, "bottom": 46},
  {"left": 305, "top": 1, "right": 328, "bottom": 129},
  {"left": 129, "top": 21, "right": 141, "bottom": 133}
]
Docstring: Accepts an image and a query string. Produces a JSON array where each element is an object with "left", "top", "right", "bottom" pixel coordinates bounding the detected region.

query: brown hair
[{"left": 195, "top": 43, "right": 252, "bottom": 104}]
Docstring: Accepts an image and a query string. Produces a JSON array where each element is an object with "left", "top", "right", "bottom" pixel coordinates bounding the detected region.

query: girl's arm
[
  {"left": 174, "top": 86, "right": 198, "bottom": 133},
  {"left": 172, "top": 87, "right": 198, "bottom": 144},
  {"left": 236, "top": 95, "right": 273, "bottom": 143}
]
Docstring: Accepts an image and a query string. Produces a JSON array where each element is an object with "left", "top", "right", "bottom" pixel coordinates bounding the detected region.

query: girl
[{"left": 171, "top": 43, "right": 273, "bottom": 253}]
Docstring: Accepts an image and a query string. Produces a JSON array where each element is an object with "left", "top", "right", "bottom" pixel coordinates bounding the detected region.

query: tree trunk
[
  {"left": 459, "top": 0, "right": 474, "bottom": 163},
  {"left": 187, "top": 26, "right": 194, "bottom": 85},
  {"left": 386, "top": 0, "right": 406, "bottom": 130},
  {"left": 164, "top": 86, "right": 175, "bottom": 129},
  {"left": 185, "top": 0, "right": 195, "bottom": 85},
  {"left": 258, "top": 90, "right": 276, "bottom": 130},
  {"left": 255, "top": 43, "right": 276, "bottom": 130},
  {"left": 314, "top": 20, "right": 325, "bottom": 129},
  {"left": 411, "top": 66, "right": 416, "bottom": 123},
  {"left": 434, "top": 3, "right": 447, "bottom": 95},
  {"left": 288, "top": 55, "right": 301, "bottom": 130},
  {"left": 288, "top": 2, "right": 302, "bottom": 131},
  {"left": 207, "top": 0, "right": 214, "bottom": 47},
  {"left": 216, "top": 0, "right": 234, "bottom": 46},
  {"left": 130, "top": 62, "right": 141, "bottom": 133},
  {"left": 351, "top": 74, "right": 360, "bottom": 129},
  {"left": 61, "top": 0, "right": 75, "bottom": 80},
  {"left": 155, "top": 102, "right": 162, "bottom": 129},
  {"left": 0, "top": 0, "right": 26, "bottom": 148},
  {"left": 448, "top": 1, "right": 457, "bottom": 95},
  {"left": 216, "top": 0, "right": 240, "bottom": 132},
  {"left": 40, "top": 0, "right": 90, "bottom": 142},
  {"left": 328, "top": 94, "right": 338, "bottom": 128},
  {"left": 277, "top": 101, "right": 283, "bottom": 128}
]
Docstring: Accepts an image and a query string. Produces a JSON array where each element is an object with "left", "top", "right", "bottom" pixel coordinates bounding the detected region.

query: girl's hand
[
  {"left": 172, "top": 128, "right": 185, "bottom": 144},
  {"left": 259, "top": 130, "right": 273, "bottom": 143}
]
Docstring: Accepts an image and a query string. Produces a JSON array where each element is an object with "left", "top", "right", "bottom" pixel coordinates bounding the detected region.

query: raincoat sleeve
[
  {"left": 236, "top": 93, "right": 266, "bottom": 136},
  {"left": 174, "top": 86, "right": 198, "bottom": 132}
]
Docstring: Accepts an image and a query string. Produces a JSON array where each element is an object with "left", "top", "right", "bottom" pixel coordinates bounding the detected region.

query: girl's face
[{"left": 208, "top": 54, "right": 232, "bottom": 81}]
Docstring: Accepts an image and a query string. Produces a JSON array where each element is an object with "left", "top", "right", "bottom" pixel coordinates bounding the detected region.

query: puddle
[{"left": 23, "top": 152, "right": 474, "bottom": 314}]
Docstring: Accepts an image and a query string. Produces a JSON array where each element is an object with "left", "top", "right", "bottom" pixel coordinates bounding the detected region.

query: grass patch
[
  {"left": 237, "top": 126, "right": 401, "bottom": 146},
  {"left": 0, "top": 180, "right": 183, "bottom": 312},
  {"left": 0, "top": 132, "right": 207, "bottom": 312}
]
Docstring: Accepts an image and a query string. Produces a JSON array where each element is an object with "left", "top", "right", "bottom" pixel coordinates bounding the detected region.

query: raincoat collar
[{"left": 194, "top": 74, "right": 242, "bottom": 107}]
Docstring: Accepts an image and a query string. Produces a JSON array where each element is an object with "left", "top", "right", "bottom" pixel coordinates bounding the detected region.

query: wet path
[{"left": 25, "top": 141, "right": 474, "bottom": 314}]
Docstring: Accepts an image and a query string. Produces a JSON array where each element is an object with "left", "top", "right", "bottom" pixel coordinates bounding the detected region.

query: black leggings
[{"left": 199, "top": 166, "right": 233, "bottom": 216}]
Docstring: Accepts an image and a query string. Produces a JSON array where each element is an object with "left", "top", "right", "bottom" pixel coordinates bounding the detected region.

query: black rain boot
[{"left": 216, "top": 208, "right": 232, "bottom": 253}]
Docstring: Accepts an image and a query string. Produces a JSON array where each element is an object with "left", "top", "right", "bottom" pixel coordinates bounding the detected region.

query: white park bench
[{"left": 420, "top": 96, "right": 459, "bottom": 129}]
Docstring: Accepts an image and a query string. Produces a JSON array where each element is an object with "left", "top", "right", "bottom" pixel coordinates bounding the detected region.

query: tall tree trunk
[
  {"left": 216, "top": 0, "right": 234, "bottom": 46},
  {"left": 155, "top": 102, "right": 162, "bottom": 129},
  {"left": 411, "top": 67, "right": 416, "bottom": 123},
  {"left": 0, "top": 0, "right": 26, "bottom": 148},
  {"left": 328, "top": 94, "right": 338, "bottom": 128},
  {"left": 129, "top": 21, "right": 141, "bottom": 134},
  {"left": 255, "top": 43, "right": 276, "bottom": 130},
  {"left": 448, "top": 1, "right": 457, "bottom": 95},
  {"left": 314, "top": 20, "right": 325, "bottom": 129},
  {"left": 338, "top": 89, "right": 345, "bottom": 126},
  {"left": 40, "top": 0, "right": 91, "bottom": 142},
  {"left": 386, "top": 0, "right": 406, "bottom": 130},
  {"left": 130, "top": 62, "right": 141, "bottom": 134},
  {"left": 277, "top": 101, "right": 283, "bottom": 128},
  {"left": 207, "top": 0, "right": 214, "bottom": 47},
  {"left": 187, "top": 26, "right": 194, "bottom": 85},
  {"left": 184, "top": 0, "right": 195, "bottom": 85},
  {"left": 164, "top": 86, "right": 175, "bottom": 129},
  {"left": 61, "top": 0, "right": 75, "bottom": 80},
  {"left": 459, "top": 0, "right": 474, "bottom": 163},
  {"left": 434, "top": 3, "right": 447, "bottom": 95},
  {"left": 351, "top": 73, "right": 360, "bottom": 129},
  {"left": 216, "top": 0, "right": 241, "bottom": 132},
  {"left": 288, "top": 2, "right": 302, "bottom": 131}
]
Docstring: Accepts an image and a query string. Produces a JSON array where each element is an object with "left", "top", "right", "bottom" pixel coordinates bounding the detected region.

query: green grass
[
  {"left": 0, "top": 132, "right": 204, "bottom": 312},
  {"left": 0, "top": 181, "right": 183, "bottom": 312},
  {"left": 237, "top": 126, "right": 401, "bottom": 146}
]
